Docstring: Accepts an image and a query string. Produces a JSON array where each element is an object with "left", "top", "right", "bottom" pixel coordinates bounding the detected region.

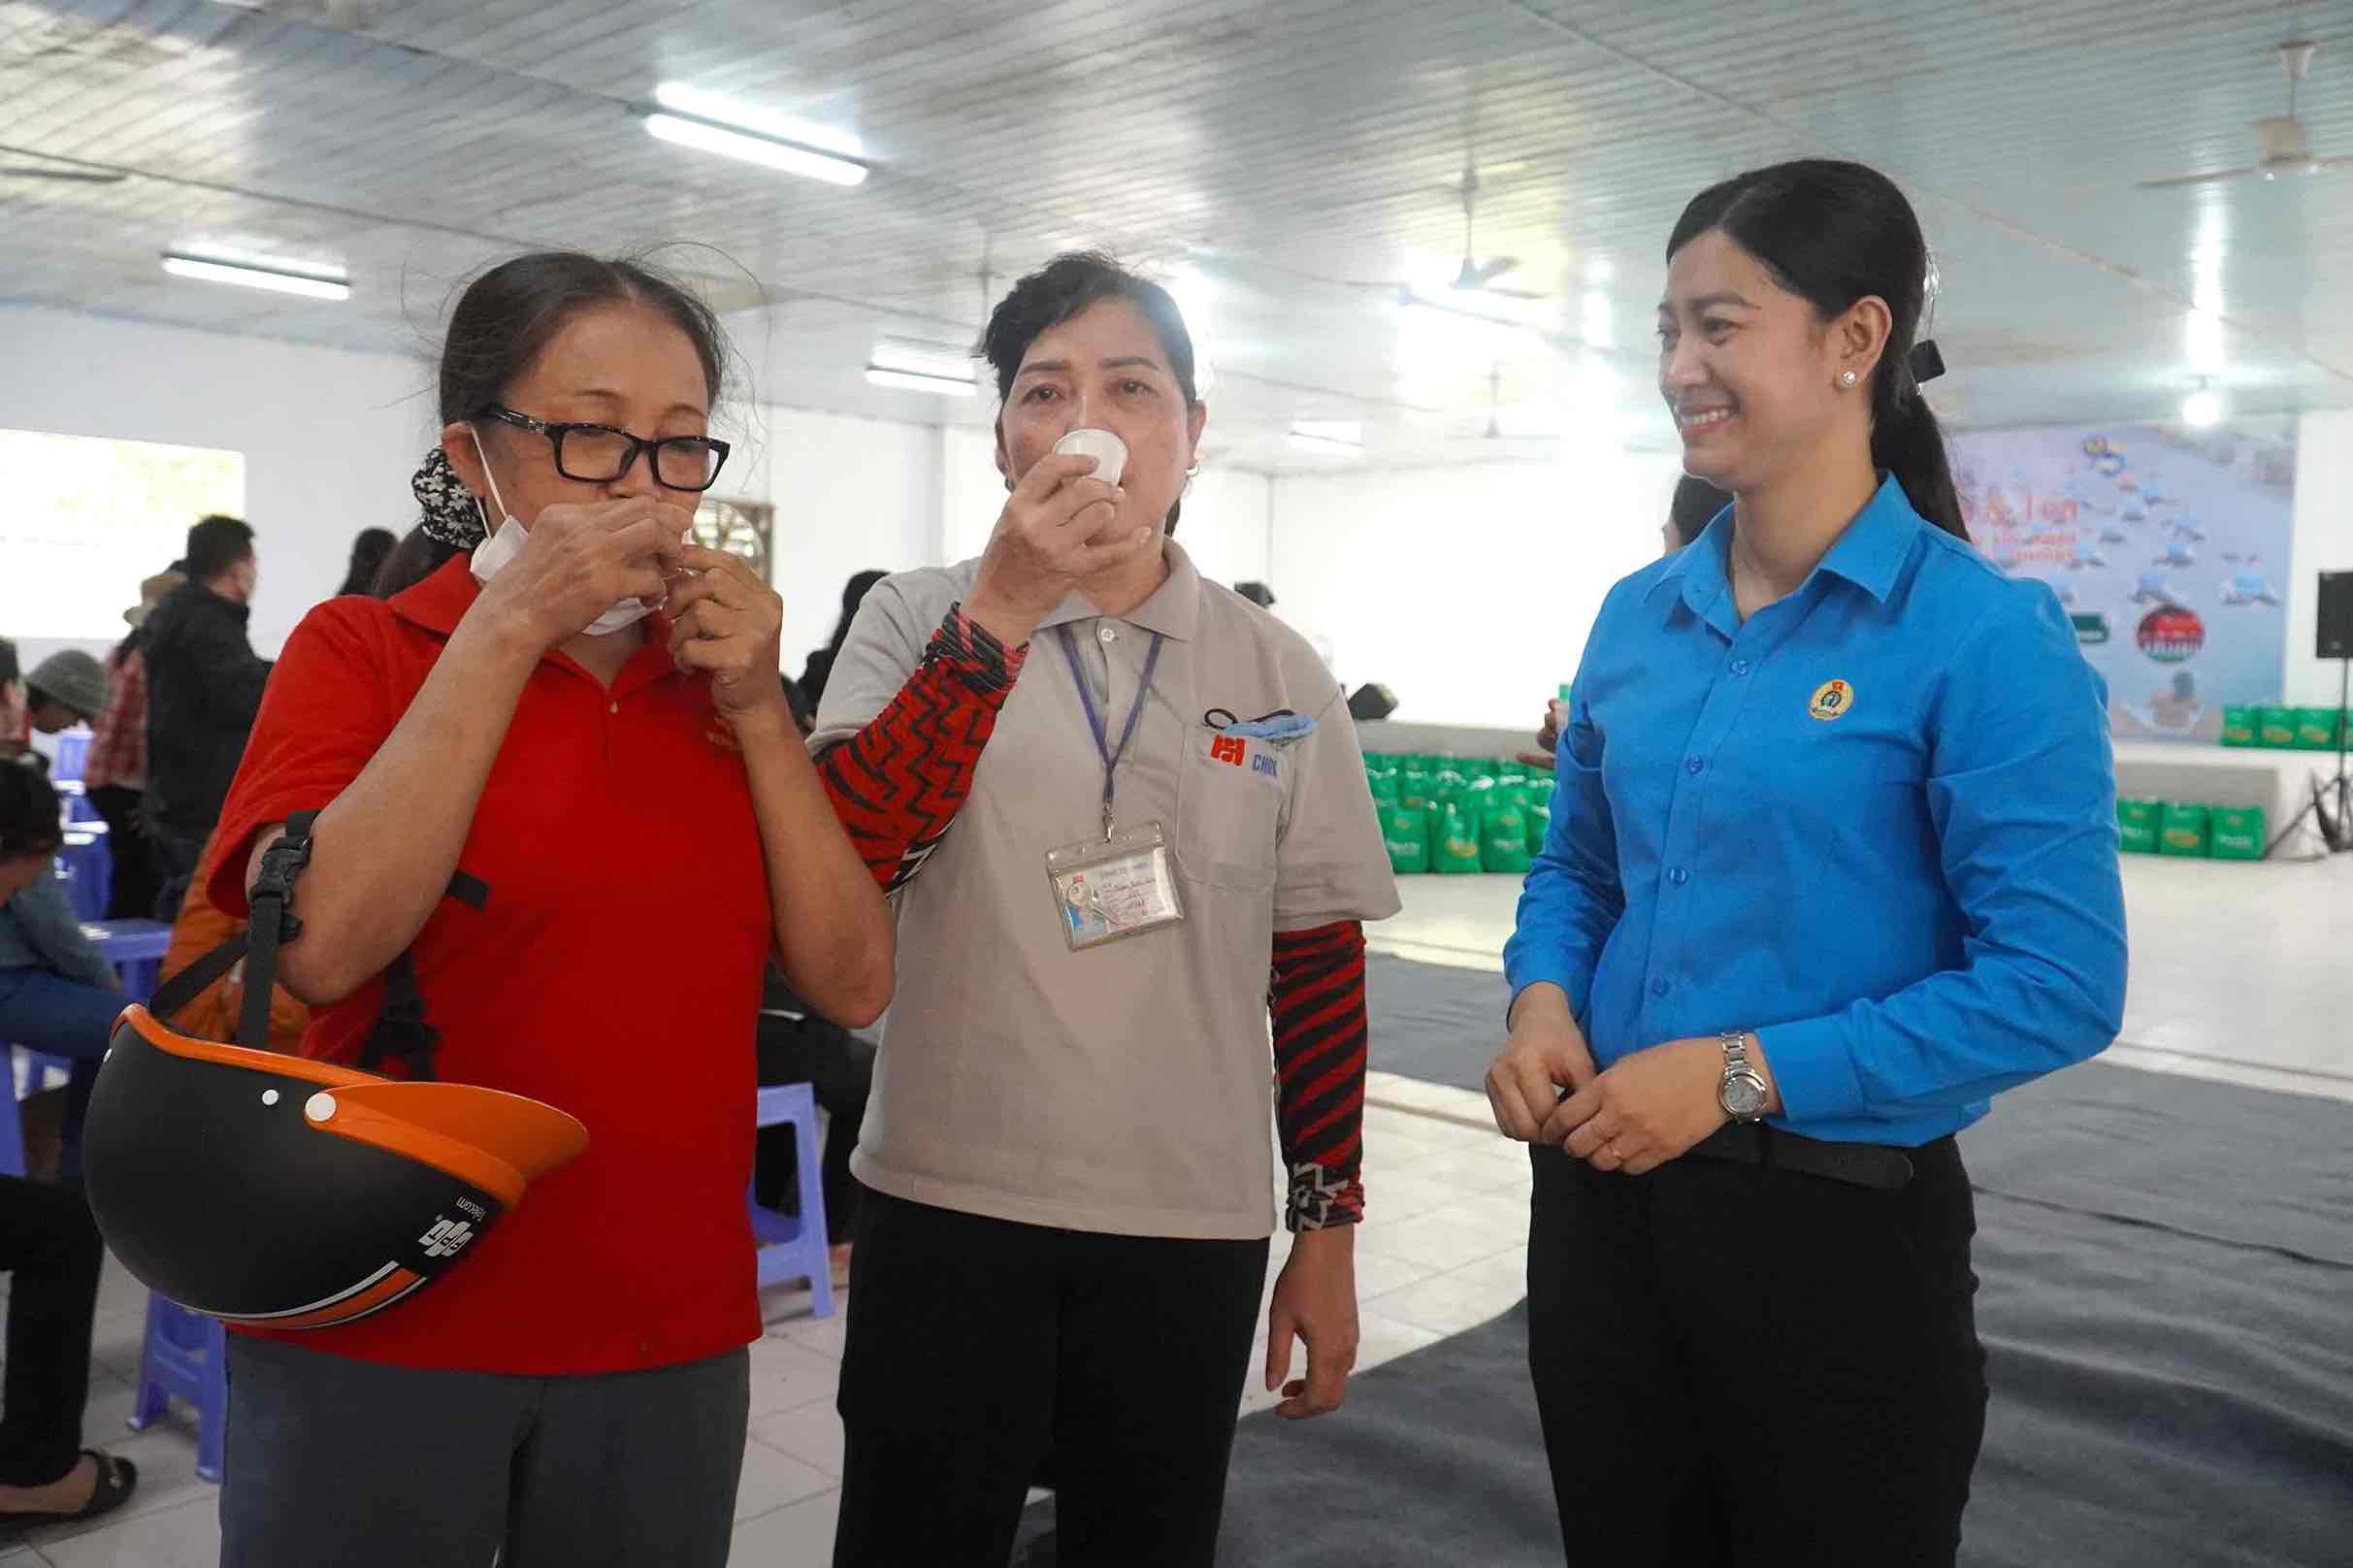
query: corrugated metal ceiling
[{"left": 6, "top": 0, "right": 2353, "bottom": 470}]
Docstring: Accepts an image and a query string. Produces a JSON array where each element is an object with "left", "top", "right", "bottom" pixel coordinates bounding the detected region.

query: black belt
[{"left": 1687, "top": 1122, "right": 1916, "bottom": 1192}]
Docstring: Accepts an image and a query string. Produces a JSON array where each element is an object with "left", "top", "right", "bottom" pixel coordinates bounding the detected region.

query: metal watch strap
[{"left": 1719, "top": 1029, "right": 1768, "bottom": 1123}]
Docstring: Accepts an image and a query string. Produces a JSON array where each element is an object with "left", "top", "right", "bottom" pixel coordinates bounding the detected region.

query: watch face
[{"left": 1722, "top": 1073, "right": 1768, "bottom": 1119}]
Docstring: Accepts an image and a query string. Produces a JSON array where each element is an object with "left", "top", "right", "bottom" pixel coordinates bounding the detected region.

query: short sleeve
[
  {"left": 807, "top": 577, "right": 935, "bottom": 754},
  {"left": 1272, "top": 685, "right": 1401, "bottom": 931},
  {"left": 207, "top": 603, "right": 404, "bottom": 917}
]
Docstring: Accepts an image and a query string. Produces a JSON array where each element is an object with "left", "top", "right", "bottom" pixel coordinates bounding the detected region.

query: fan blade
[
  {"left": 1471, "top": 255, "right": 1519, "bottom": 285},
  {"left": 1487, "top": 285, "right": 1548, "bottom": 301},
  {"left": 0, "top": 166, "right": 126, "bottom": 184},
  {"left": 2137, "top": 167, "right": 2258, "bottom": 190}
]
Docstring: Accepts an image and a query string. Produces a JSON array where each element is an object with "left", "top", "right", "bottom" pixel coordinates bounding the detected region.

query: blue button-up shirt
[{"left": 1504, "top": 476, "right": 2128, "bottom": 1146}]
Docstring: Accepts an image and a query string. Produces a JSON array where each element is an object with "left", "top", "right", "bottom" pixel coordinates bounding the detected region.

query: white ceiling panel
[{"left": 6, "top": 0, "right": 2353, "bottom": 472}]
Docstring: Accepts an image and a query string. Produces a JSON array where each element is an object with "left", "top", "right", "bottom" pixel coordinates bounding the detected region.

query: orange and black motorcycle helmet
[{"left": 80, "top": 812, "right": 586, "bottom": 1328}]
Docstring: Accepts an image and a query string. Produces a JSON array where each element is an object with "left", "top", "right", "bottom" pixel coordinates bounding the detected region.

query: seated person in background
[
  {"left": 155, "top": 828, "right": 310, "bottom": 1051},
  {"left": 754, "top": 962, "right": 871, "bottom": 1291},
  {"left": 0, "top": 1174, "right": 139, "bottom": 1536},
  {"left": 1519, "top": 474, "right": 1732, "bottom": 768},
  {"left": 0, "top": 767, "right": 120, "bottom": 1179},
  {"left": 21, "top": 652, "right": 110, "bottom": 750},
  {"left": 754, "top": 672, "right": 870, "bottom": 1289}
]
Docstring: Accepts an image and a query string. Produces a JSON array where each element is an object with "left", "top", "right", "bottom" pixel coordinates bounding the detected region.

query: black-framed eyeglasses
[{"left": 475, "top": 405, "right": 732, "bottom": 493}]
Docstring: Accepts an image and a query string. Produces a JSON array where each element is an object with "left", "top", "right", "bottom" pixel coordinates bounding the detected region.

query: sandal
[{"left": 0, "top": 1451, "right": 139, "bottom": 1539}]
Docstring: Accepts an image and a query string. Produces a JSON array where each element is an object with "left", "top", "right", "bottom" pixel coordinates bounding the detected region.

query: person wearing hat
[
  {"left": 80, "top": 572, "right": 183, "bottom": 921},
  {"left": 21, "top": 651, "right": 108, "bottom": 738}
]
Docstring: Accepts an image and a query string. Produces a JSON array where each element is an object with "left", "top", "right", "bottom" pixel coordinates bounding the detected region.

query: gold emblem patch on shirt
[{"left": 1808, "top": 679, "right": 1855, "bottom": 722}]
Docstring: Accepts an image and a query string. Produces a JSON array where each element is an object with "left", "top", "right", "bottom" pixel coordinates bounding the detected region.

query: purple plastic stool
[
  {"left": 129, "top": 1294, "right": 227, "bottom": 1483},
  {"left": 748, "top": 1082, "right": 834, "bottom": 1319}
]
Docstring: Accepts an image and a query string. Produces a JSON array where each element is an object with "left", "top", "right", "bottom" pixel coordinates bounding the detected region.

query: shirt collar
[
  {"left": 1036, "top": 537, "right": 1201, "bottom": 643},
  {"left": 390, "top": 553, "right": 682, "bottom": 693},
  {"left": 1645, "top": 474, "right": 1922, "bottom": 621}
]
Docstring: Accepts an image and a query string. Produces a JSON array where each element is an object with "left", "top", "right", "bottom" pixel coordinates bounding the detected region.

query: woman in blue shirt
[{"left": 1489, "top": 159, "right": 2127, "bottom": 1566}]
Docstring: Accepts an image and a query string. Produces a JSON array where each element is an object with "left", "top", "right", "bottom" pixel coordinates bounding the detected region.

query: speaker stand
[{"left": 2262, "top": 656, "right": 2353, "bottom": 858}]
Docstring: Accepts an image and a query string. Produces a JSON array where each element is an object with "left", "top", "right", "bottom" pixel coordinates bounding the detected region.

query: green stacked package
[
  {"left": 2209, "top": 806, "right": 2265, "bottom": 861},
  {"left": 2159, "top": 802, "right": 2210, "bottom": 857},
  {"left": 1382, "top": 802, "right": 1430, "bottom": 874},
  {"left": 1481, "top": 783, "right": 1534, "bottom": 875},
  {"left": 2115, "top": 799, "right": 2161, "bottom": 854},
  {"left": 1430, "top": 800, "right": 1485, "bottom": 874},
  {"left": 2295, "top": 707, "right": 2344, "bottom": 750},
  {"left": 2258, "top": 705, "right": 2299, "bottom": 748},
  {"left": 2218, "top": 705, "right": 2258, "bottom": 747}
]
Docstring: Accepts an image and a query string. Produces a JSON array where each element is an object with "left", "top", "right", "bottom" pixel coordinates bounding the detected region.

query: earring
[{"left": 1840, "top": 371, "right": 1859, "bottom": 388}]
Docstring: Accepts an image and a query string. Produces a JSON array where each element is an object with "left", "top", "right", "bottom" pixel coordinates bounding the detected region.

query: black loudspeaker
[
  {"left": 1348, "top": 684, "right": 1397, "bottom": 723},
  {"left": 2320, "top": 571, "right": 2353, "bottom": 660}
]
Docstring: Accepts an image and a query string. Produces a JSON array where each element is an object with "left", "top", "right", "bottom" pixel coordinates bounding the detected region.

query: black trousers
[
  {"left": 0, "top": 1176, "right": 104, "bottom": 1486},
  {"left": 832, "top": 1190, "right": 1268, "bottom": 1568},
  {"left": 145, "top": 815, "right": 211, "bottom": 924},
  {"left": 1526, "top": 1135, "right": 1986, "bottom": 1568},
  {"left": 86, "top": 784, "right": 160, "bottom": 924}
]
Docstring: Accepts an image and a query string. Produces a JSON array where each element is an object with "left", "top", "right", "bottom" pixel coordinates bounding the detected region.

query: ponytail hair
[
  {"left": 1668, "top": 159, "right": 1967, "bottom": 541},
  {"left": 1870, "top": 395, "right": 1963, "bottom": 540}
]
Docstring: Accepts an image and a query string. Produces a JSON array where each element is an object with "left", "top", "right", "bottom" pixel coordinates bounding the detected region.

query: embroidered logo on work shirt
[
  {"left": 1808, "top": 679, "right": 1855, "bottom": 722},
  {"left": 1210, "top": 735, "right": 1247, "bottom": 767}
]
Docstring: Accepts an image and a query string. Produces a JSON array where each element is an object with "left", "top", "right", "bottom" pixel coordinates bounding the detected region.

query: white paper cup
[{"left": 1053, "top": 427, "right": 1128, "bottom": 488}]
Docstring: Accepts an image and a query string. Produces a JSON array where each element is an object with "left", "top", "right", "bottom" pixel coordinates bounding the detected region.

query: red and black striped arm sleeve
[
  {"left": 1270, "top": 919, "right": 1370, "bottom": 1230},
  {"left": 817, "top": 604, "right": 1026, "bottom": 893}
]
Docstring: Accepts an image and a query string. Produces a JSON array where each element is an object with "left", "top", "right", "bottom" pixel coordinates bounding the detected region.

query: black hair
[
  {"left": 0, "top": 762, "right": 63, "bottom": 863},
  {"left": 0, "top": 636, "right": 17, "bottom": 690},
  {"left": 338, "top": 528, "right": 398, "bottom": 597},
  {"left": 829, "top": 571, "right": 890, "bottom": 652},
  {"left": 1668, "top": 475, "right": 1733, "bottom": 547},
  {"left": 377, "top": 251, "right": 733, "bottom": 597},
  {"left": 184, "top": 514, "right": 256, "bottom": 582},
  {"left": 1234, "top": 581, "right": 1276, "bottom": 608},
  {"left": 1667, "top": 159, "right": 1965, "bottom": 540},
  {"left": 978, "top": 251, "right": 1200, "bottom": 531}
]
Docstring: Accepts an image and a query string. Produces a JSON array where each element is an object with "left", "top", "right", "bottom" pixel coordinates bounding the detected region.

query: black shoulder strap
[
  {"left": 236, "top": 809, "right": 319, "bottom": 1049},
  {"left": 147, "top": 812, "right": 487, "bottom": 1079}
]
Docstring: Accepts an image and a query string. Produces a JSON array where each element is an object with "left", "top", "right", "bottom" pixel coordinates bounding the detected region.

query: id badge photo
[{"left": 1046, "top": 823, "right": 1185, "bottom": 951}]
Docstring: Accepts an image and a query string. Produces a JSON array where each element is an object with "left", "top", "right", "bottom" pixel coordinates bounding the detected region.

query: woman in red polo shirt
[{"left": 203, "top": 252, "right": 894, "bottom": 1568}]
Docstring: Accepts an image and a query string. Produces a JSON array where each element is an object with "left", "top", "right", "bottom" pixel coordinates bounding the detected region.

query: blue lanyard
[{"left": 1057, "top": 624, "right": 1165, "bottom": 839}]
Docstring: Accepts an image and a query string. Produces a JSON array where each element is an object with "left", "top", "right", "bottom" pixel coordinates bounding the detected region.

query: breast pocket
[{"left": 1176, "top": 726, "right": 1285, "bottom": 895}]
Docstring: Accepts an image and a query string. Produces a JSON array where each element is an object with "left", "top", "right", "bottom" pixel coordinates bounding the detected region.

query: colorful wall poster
[{"left": 1947, "top": 419, "right": 2296, "bottom": 743}]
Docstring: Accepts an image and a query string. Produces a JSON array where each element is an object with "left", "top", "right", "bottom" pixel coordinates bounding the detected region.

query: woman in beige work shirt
[{"left": 804, "top": 252, "right": 1397, "bottom": 1566}]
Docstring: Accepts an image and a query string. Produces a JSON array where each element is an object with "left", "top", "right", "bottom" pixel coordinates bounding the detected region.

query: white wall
[
  {"left": 1268, "top": 451, "right": 1677, "bottom": 726},
  {"left": 2288, "top": 409, "right": 2353, "bottom": 704},
  {"left": 0, "top": 305, "right": 432, "bottom": 659},
  {"left": 752, "top": 408, "right": 941, "bottom": 672}
]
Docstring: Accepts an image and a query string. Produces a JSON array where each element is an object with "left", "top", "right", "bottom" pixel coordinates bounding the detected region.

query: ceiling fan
[
  {"left": 1437, "top": 158, "right": 1545, "bottom": 300},
  {"left": 2140, "top": 41, "right": 2353, "bottom": 189},
  {"left": 0, "top": 159, "right": 125, "bottom": 185}
]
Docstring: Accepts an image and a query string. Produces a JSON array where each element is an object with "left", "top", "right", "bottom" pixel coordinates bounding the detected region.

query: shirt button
[
  {"left": 1669, "top": 867, "right": 1690, "bottom": 886},
  {"left": 1685, "top": 757, "right": 1705, "bottom": 775},
  {"left": 1730, "top": 658, "right": 1751, "bottom": 676},
  {"left": 1650, "top": 978, "right": 1670, "bottom": 997},
  {"left": 1098, "top": 625, "right": 1118, "bottom": 643}
]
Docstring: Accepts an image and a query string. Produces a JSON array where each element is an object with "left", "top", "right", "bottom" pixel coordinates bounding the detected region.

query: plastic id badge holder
[{"left": 1046, "top": 823, "right": 1184, "bottom": 950}]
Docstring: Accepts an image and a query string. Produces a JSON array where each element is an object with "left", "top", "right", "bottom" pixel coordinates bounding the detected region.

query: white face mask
[{"left": 466, "top": 429, "right": 658, "bottom": 638}]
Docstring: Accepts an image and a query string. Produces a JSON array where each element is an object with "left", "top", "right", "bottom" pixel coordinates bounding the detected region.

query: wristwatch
[{"left": 1718, "top": 1030, "right": 1769, "bottom": 1123}]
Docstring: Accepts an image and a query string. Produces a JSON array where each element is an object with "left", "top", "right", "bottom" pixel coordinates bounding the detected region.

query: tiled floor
[{"left": 14, "top": 852, "right": 2349, "bottom": 1563}]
